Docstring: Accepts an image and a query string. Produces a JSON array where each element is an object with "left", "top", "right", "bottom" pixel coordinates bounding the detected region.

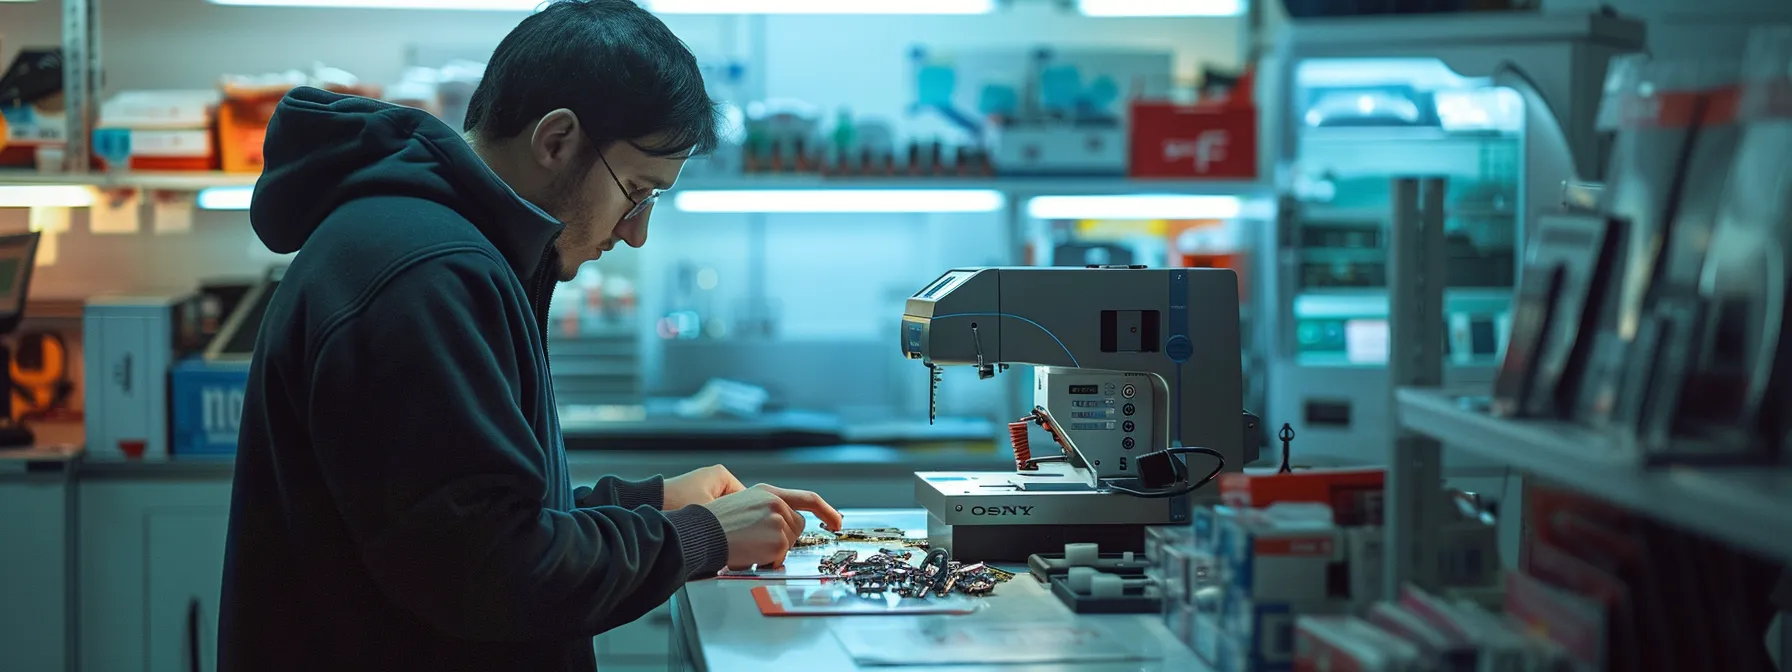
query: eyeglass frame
[{"left": 597, "top": 147, "right": 663, "bottom": 222}]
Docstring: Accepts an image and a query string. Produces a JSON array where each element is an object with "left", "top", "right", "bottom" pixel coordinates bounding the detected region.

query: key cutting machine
[{"left": 901, "top": 266, "right": 1260, "bottom": 561}]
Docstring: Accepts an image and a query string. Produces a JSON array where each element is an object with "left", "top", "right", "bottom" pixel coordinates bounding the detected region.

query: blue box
[{"left": 170, "top": 358, "right": 250, "bottom": 455}]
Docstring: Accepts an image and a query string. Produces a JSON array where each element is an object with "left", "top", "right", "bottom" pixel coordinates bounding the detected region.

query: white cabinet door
[
  {"left": 78, "top": 479, "right": 233, "bottom": 672},
  {"left": 144, "top": 509, "right": 230, "bottom": 672},
  {"left": 0, "top": 476, "right": 72, "bottom": 672}
]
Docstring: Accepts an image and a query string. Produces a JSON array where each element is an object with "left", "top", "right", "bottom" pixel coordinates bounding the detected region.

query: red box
[
  {"left": 1128, "top": 100, "right": 1258, "bottom": 179},
  {"left": 1218, "top": 468, "right": 1386, "bottom": 526}
]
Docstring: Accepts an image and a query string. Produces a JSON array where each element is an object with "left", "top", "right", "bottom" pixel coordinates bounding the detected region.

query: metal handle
[
  {"left": 186, "top": 597, "right": 202, "bottom": 672},
  {"left": 113, "top": 352, "right": 132, "bottom": 393}
]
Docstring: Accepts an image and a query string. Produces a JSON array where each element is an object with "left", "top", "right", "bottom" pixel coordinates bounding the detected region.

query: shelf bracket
[
  {"left": 61, "top": 0, "right": 101, "bottom": 174},
  {"left": 1385, "top": 176, "right": 1448, "bottom": 598}
]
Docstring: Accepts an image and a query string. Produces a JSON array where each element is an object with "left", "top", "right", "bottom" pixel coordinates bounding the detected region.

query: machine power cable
[{"left": 1101, "top": 446, "right": 1226, "bottom": 499}]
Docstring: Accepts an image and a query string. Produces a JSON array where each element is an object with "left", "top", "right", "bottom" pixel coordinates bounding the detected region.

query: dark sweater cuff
[
  {"left": 665, "top": 506, "right": 729, "bottom": 580},
  {"left": 611, "top": 476, "right": 665, "bottom": 510}
]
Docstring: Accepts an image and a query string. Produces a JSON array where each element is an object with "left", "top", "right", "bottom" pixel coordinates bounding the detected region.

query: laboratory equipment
[
  {"left": 1259, "top": 11, "right": 1645, "bottom": 462},
  {"left": 0, "top": 232, "right": 43, "bottom": 447},
  {"left": 900, "top": 266, "right": 1257, "bottom": 561},
  {"left": 84, "top": 295, "right": 186, "bottom": 460}
]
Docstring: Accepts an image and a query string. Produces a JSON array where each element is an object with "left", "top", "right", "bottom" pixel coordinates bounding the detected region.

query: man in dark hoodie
[{"left": 218, "top": 1, "right": 842, "bottom": 670}]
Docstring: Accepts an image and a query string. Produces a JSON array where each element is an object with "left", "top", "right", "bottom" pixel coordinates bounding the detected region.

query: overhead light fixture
[
  {"left": 207, "top": 0, "right": 540, "bottom": 9},
  {"left": 674, "top": 189, "right": 1005, "bottom": 214},
  {"left": 1075, "top": 0, "right": 1243, "bottom": 17},
  {"left": 207, "top": 0, "right": 995, "bottom": 11},
  {"left": 1028, "top": 194, "right": 1242, "bottom": 220},
  {"left": 197, "top": 186, "right": 254, "bottom": 211},
  {"left": 647, "top": 0, "right": 994, "bottom": 12},
  {"left": 0, "top": 186, "right": 94, "bottom": 209}
]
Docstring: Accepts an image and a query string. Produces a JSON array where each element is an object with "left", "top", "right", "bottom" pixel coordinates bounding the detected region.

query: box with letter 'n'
[{"left": 170, "top": 358, "right": 249, "bottom": 455}]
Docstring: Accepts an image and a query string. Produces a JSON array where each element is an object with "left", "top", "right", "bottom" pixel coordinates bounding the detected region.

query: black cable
[{"left": 1101, "top": 446, "right": 1226, "bottom": 499}]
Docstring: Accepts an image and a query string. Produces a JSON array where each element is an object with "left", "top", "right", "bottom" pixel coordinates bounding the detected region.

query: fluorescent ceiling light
[
  {"left": 207, "top": 0, "right": 994, "bottom": 11},
  {"left": 207, "top": 0, "right": 540, "bottom": 9},
  {"left": 1076, "top": 0, "right": 1243, "bottom": 16},
  {"left": 674, "top": 189, "right": 1005, "bottom": 214},
  {"left": 197, "top": 186, "right": 254, "bottom": 211},
  {"left": 1028, "top": 194, "right": 1241, "bottom": 220},
  {"left": 0, "top": 186, "right": 94, "bottom": 209},
  {"left": 647, "top": 0, "right": 994, "bottom": 13}
]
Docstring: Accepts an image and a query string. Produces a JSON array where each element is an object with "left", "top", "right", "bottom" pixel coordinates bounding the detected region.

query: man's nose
[{"left": 617, "top": 210, "right": 650, "bottom": 248}]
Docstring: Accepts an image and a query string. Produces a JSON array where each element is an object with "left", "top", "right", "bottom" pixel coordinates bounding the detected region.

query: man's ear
[{"left": 529, "top": 109, "right": 585, "bottom": 170}]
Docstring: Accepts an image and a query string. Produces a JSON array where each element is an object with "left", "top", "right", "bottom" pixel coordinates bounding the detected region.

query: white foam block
[
  {"left": 1064, "top": 542, "right": 1100, "bottom": 567},
  {"left": 1067, "top": 566, "right": 1097, "bottom": 593},
  {"left": 1090, "top": 573, "right": 1124, "bottom": 598}
]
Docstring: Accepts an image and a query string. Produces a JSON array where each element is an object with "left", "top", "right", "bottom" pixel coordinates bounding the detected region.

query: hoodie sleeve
[
  {"left": 303, "top": 252, "right": 728, "bottom": 642},
  {"left": 575, "top": 476, "right": 666, "bottom": 510}
]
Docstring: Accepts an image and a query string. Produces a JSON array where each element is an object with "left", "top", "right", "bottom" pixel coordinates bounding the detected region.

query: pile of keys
[{"left": 818, "top": 548, "right": 1015, "bottom": 598}]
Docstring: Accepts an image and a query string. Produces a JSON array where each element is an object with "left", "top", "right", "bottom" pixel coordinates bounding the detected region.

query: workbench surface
[{"left": 669, "top": 509, "right": 1206, "bottom": 672}]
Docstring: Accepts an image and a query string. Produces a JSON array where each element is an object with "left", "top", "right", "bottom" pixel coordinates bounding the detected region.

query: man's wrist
[
  {"left": 611, "top": 476, "right": 665, "bottom": 509},
  {"left": 665, "top": 505, "right": 729, "bottom": 579}
]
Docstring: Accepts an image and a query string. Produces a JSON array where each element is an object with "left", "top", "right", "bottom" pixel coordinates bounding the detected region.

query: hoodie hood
[{"left": 250, "top": 87, "right": 563, "bottom": 282}]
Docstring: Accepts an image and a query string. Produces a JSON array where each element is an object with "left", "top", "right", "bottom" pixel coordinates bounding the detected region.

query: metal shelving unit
[
  {"left": 0, "top": 168, "right": 1265, "bottom": 198},
  {"left": 1396, "top": 387, "right": 1792, "bottom": 563}
]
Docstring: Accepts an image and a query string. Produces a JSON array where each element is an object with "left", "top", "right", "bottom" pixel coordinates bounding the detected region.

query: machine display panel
[
  {"left": 916, "top": 271, "right": 969, "bottom": 300},
  {"left": 1067, "top": 384, "right": 1100, "bottom": 395}
]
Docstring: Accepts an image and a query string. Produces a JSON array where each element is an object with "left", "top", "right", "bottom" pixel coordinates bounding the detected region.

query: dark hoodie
[{"left": 219, "top": 87, "right": 729, "bottom": 672}]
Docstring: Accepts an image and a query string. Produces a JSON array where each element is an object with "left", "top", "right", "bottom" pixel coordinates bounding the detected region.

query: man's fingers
[
  {"left": 769, "top": 497, "right": 802, "bottom": 547},
  {"left": 717, "top": 467, "right": 746, "bottom": 496},
  {"left": 763, "top": 485, "right": 844, "bottom": 532}
]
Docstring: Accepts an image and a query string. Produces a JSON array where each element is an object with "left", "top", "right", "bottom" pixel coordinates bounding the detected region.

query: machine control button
[
  {"left": 1122, "top": 384, "right": 1135, "bottom": 398},
  {"left": 1122, "top": 403, "right": 1136, "bottom": 416},
  {"left": 1122, "top": 437, "right": 1135, "bottom": 450},
  {"left": 1122, "top": 420, "right": 1135, "bottom": 432},
  {"left": 1104, "top": 383, "right": 1116, "bottom": 394}
]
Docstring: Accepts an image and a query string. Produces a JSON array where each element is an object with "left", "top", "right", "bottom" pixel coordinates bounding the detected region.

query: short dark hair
[{"left": 464, "top": 0, "right": 718, "bottom": 158}]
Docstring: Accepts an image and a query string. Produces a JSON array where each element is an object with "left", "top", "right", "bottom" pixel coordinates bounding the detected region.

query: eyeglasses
[{"left": 598, "top": 148, "right": 662, "bottom": 222}]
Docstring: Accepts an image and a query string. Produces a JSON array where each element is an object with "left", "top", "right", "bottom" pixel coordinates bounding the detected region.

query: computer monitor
[
  {"left": 0, "top": 232, "right": 42, "bottom": 337},
  {"left": 0, "top": 231, "right": 41, "bottom": 447},
  {"left": 205, "top": 264, "right": 282, "bottom": 362}
]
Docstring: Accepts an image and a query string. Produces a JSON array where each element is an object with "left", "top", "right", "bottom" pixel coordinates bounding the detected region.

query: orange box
[
  {"left": 1218, "top": 468, "right": 1386, "bottom": 526},
  {"left": 218, "top": 82, "right": 379, "bottom": 174},
  {"left": 1181, "top": 251, "right": 1247, "bottom": 301}
]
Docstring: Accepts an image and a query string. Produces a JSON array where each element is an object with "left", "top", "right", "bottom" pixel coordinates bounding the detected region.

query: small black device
[{"left": 0, "top": 232, "right": 44, "bottom": 448}]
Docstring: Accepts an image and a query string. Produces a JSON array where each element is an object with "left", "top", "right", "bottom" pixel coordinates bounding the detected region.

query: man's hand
[
  {"left": 758, "top": 484, "right": 843, "bottom": 533},
  {"left": 698, "top": 484, "right": 800, "bottom": 570},
  {"left": 664, "top": 465, "right": 745, "bottom": 510}
]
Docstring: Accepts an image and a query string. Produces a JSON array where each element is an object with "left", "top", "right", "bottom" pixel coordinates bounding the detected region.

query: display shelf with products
[
  {"left": 1394, "top": 386, "right": 1792, "bottom": 564},
  {"left": 0, "top": 169, "right": 1266, "bottom": 198}
]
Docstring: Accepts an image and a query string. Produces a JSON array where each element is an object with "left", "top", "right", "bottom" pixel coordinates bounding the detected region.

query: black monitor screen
[
  {"left": 0, "top": 233, "right": 37, "bottom": 323},
  {"left": 0, "top": 257, "right": 22, "bottom": 301}
]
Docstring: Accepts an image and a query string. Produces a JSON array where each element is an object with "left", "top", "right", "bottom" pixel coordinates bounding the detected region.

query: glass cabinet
[{"left": 1259, "top": 12, "right": 1644, "bottom": 462}]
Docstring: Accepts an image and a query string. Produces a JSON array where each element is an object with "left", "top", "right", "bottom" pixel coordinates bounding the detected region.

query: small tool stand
[{"left": 1030, "top": 542, "right": 1162, "bottom": 614}]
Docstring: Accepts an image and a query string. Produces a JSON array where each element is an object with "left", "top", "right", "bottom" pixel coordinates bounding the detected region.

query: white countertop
[{"left": 670, "top": 509, "right": 1206, "bottom": 672}]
